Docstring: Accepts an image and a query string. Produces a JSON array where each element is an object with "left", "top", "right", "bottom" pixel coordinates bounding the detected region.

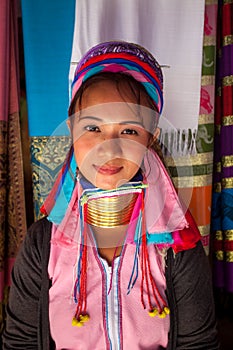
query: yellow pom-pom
[
  {"left": 72, "top": 317, "right": 83, "bottom": 327},
  {"left": 158, "top": 311, "right": 166, "bottom": 318},
  {"left": 148, "top": 306, "right": 170, "bottom": 318},
  {"left": 148, "top": 308, "right": 158, "bottom": 317},
  {"left": 79, "top": 314, "right": 90, "bottom": 323},
  {"left": 72, "top": 314, "right": 90, "bottom": 327}
]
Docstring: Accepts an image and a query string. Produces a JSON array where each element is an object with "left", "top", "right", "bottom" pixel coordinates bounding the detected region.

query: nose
[{"left": 97, "top": 137, "right": 123, "bottom": 160}]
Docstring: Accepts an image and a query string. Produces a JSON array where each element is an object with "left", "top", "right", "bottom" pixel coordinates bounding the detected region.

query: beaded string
[
  {"left": 127, "top": 213, "right": 141, "bottom": 294},
  {"left": 140, "top": 191, "right": 170, "bottom": 318},
  {"left": 72, "top": 203, "right": 90, "bottom": 327}
]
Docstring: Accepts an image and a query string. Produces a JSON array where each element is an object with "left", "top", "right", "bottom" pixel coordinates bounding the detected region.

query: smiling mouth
[{"left": 93, "top": 165, "right": 123, "bottom": 175}]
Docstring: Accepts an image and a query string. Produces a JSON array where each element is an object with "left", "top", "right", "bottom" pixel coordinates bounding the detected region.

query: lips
[{"left": 93, "top": 164, "right": 123, "bottom": 175}]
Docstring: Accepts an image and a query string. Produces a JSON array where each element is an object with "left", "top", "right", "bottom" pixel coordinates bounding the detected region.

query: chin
[
  {"left": 96, "top": 182, "right": 118, "bottom": 190},
  {"left": 95, "top": 179, "right": 129, "bottom": 190}
]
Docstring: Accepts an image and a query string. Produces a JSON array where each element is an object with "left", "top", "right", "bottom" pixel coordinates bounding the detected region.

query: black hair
[{"left": 69, "top": 72, "right": 158, "bottom": 114}]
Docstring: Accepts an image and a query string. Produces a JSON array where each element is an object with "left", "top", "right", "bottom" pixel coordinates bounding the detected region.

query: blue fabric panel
[
  {"left": 211, "top": 188, "right": 233, "bottom": 231},
  {"left": 21, "top": 0, "right": 75, "bottom": 136},
  {"left": 222, "top": 189, "right": 233, "bottom": 230}
]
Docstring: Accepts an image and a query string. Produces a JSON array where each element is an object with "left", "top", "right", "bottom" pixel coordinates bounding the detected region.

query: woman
[{"left": 3, "top": 41, "right": 219, "bottom": 349}]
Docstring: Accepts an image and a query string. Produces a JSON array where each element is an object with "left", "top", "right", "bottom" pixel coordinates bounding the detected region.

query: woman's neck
[{"left": 91, "top": 224, "right": 128, "bottom": 265}]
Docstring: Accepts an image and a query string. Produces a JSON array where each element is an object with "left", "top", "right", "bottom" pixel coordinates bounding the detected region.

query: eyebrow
[
  {"left": 79, "top": 116, "right": 103, "bottom": 122},
  {"left": 79, "top": 116, "right": 143, "bottom": 125},
  {"left": 119, "top": 121, "right": 144, "bottom": 127}
]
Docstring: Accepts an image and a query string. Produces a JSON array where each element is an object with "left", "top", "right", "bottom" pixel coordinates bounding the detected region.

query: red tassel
[
  {"left": 73, "top": 203, "right": 89, "bottom": 326},
  {"left": 141, "top": 191, "right": 153, "bottom": 310},
  {"left": 140, "top": 191, "right": 168, "bottom": 316}
]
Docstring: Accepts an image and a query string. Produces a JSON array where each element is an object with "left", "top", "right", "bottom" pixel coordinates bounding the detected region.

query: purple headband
[{"left": 69, "top": 41, "right": 164, "bottom": 115}]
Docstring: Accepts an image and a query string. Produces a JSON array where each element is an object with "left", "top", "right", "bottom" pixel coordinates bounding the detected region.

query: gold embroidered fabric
[
  {"left": 165, "top": 152, "right": 213, "bottom": 167},
  {"left": 30, "top": 136, "right": 71, "bottom": 220},
  {"left": 226, "top": 252, "right": 233, "bottom": 263},
  {"left": 199, "top": 114, "right": 214, "bottom": 125},
  {"left": 172, "top": 174, "right": 213, "bottom": 188},
  {"left": 205, "top": 0, "right": 218, "bottom": 5},
  {"left": 222, "top": 75, "right": 233, "bottom": 87},
  {"left": 223, "top": 34, "right": 233, "bottom": 46},
  {"left": 222, "top": 115, "right": 233, "bottom": 126},
  {"left": 215, "top": 230, "right": 223, "bottom": 241},
  {"left": 222, "top": 155, "right": 233, "bottom": 167},
  {"left": 222, "top": 177, "right": 233, "bottom": 189},
  {"left": 203, "top": 36, "right": 217, "bottom": 46},
  {"left": 223, "top": 0, "right": 233, "bottom": 5},
  {"left": 201, "top": 75, "right": 215, "bottom": 86},
  {"left": 213, "top": 182, "right": 221, "bottom": 193},
  {"left": 225, "top": 230, "right": 233, "bottom": 240},
  {"left": 198, "top": 225, "right": 211, "bottom": 237},
  {"left": 215, "top": 162, "right": 221, "bottom": 173},
  {"left": 215, "top": 251, "right": 224, "bottom": 261}
]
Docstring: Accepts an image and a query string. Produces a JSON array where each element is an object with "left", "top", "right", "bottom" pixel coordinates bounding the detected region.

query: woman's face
[{"left": 71, "top": 79, "right": 156, "bottom": 190}]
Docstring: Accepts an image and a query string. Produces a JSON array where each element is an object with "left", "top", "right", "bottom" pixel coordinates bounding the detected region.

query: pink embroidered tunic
[{"left": 48, "top": 226, "right": 170, "bottom": 350}]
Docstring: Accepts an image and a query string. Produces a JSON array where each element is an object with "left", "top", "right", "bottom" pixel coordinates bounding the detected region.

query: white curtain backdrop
[{"left": 69, "top": 0, "right": 205, "bottom": 155}]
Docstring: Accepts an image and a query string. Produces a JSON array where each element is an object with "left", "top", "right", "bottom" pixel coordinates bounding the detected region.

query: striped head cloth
[{"left": 69, "top": 41, "right": 163, "bottom": 115}]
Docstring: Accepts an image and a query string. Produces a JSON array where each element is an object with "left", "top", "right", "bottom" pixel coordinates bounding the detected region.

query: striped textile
[
  {"left": 0, "top": 0, "right": 27, "bottom": 336},
  {"left": 165, "top": 0, "right": 217, "bottom": 255},
  {"left": 212, "top": 0, "right": 233, "bottom": 292}
]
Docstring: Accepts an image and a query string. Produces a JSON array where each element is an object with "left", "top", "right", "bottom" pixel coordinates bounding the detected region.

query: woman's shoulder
[
  {"left": 23, "top": 216, "right": 52, "bottom": 252},
  {"left": 28, "top": 216, "right": 52, "bottom": 233},
  {"left": 166, "top": 240, "right": 210, "bottom": 280}
]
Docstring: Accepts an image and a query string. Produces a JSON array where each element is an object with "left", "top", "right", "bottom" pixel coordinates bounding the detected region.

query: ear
[
  {"left": 148, "top": 127, "right": 161, "bottom": 148},
  {"left": 153, "top": 127, "right": 161, "bottom": 140},
  {"left": 66, "top": 118, "right": 71, "bottom": 132}
]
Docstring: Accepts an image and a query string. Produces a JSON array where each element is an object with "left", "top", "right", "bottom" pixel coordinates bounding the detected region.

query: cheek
[
  {"left": 125, "top": 161, "right": 141, "bottom": 175},
  {"left": 121, "top": 139, "right": 148, "bottom": 164},
  {"left": 143, "top": 133, "right": 151, "bottom": 147},
  {"left": 73, "top": 138, "right": 91, "bottom": 163}
]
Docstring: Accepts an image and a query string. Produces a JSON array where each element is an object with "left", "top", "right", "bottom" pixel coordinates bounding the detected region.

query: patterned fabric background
[
  {"left": 164, "top": 0, "right": 217, "bottom": 255},
  {"left": 0, "top": 0, "right": 27, "bottom": 337},
  {"left": 212, "top": 0, "right": 233, "bottom": 292},
  {"left": 30, "top": 136, "right": 71, "bottom": 219}
]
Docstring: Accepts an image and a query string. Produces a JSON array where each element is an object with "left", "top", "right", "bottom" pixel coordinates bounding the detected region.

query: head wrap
[{"left": 69, "top": 41, "right": 164, "bottom": 115}]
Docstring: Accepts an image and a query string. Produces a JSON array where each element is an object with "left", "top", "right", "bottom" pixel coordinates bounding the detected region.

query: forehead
[
  {"left": 76, "top": 102, "right": 154, "bottom": 125},
  {"left": 72, "top": 80, "right": 157, "bottom": 128}
]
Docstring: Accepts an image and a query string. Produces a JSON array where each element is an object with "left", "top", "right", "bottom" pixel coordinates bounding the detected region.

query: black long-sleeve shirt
[{"left": 3, "top": 217, "right": 219, "bottom": 349}]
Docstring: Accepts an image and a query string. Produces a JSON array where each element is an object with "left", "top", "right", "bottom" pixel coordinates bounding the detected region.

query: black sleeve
[
  {"left": 2, "top": 218, "right": 52, "bottom": 350},
  {"left": 167, "top": 241, "right": 220, "bottom": 349}
]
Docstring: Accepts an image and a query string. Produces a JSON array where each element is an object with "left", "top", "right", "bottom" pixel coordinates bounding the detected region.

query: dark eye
[
  {"left": 122, "top": 128, "right": 138, "bottom": 135},
  {"left": 85, "top": 125, "right": 100, "bottom": 132}
]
